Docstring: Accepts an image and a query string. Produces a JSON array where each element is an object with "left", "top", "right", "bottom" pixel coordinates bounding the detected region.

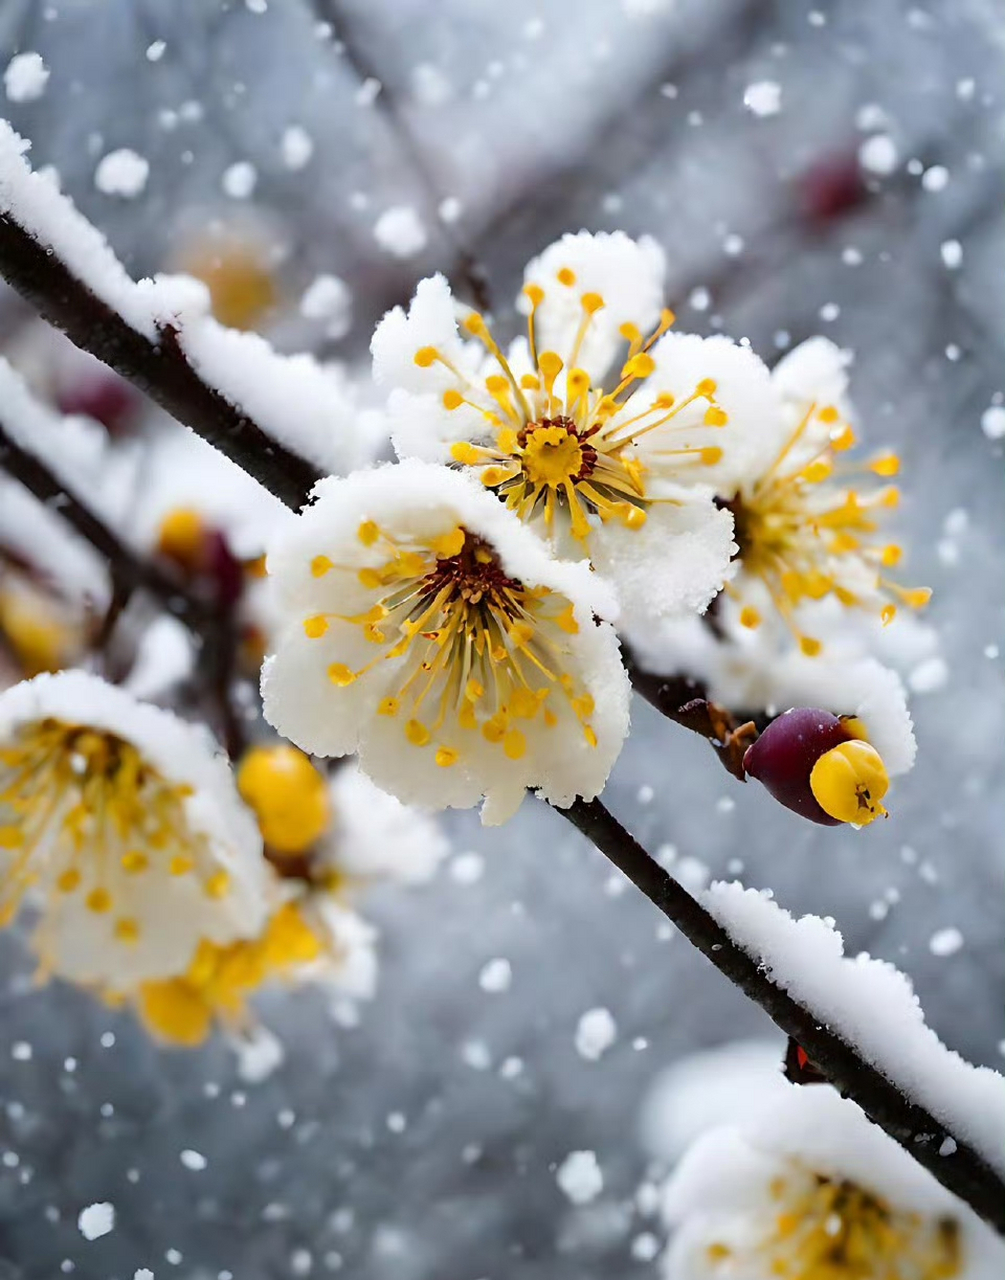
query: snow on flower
[
  {"left": 0, "top": 671, "right": 270, "bottom": 987},
  {"left": 372, "top": 231, "right": 779, "bottom": 625},
  {"left": 261, "top": 460, "right": 630, "bottom": 825},
  {"left": 661, "top": 1085, "right": 1005, "bottom": 1280},
  {"left": 719, "top": 337, "right": 931, "bottom": 658}
]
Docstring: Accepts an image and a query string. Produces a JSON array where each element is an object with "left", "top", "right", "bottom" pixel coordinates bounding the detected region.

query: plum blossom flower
[
  {"left": 661, "top": 1084, "right": 1003, "bottom": 1280},
  {"left": 261, "top": 460, "right": 630, "bottom": 824},
  {"left": 372, "top": 231, "right": 780, "bottom": 626},
  {"left": 718, "top": 337, "right": 931, "bottom": 658},
  {"left": 0, "top": 671, "right": 270, "bottom": 986},
  {"left": 137, "top": 757, "right": 448, "bottom": 1046}
]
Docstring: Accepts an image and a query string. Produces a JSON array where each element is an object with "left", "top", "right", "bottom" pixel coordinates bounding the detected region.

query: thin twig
[{"left": 560, "top": 796, "right": 1005, "bottom": 1233}]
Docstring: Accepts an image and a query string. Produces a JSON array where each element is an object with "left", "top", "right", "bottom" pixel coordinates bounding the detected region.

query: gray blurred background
[{"left": 0, "top": 1, "right": 1002, "bottom": 1277}]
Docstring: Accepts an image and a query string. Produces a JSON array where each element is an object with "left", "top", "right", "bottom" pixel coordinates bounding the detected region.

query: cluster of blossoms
[
  {"left": 648, "top": 1043, "right": 1003, "bottom": 1280},
  {"left": 263, "top": 230, "right": 930, "bottom": 828},
  {"left": 0, "top": 671, "right": 446, "bottom": 1048}
]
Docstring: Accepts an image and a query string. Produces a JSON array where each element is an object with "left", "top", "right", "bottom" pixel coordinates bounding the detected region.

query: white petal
[
  {"left": 518, "top": 230, "right": 666, "bottom": 384},
  {"left": 771, "top": 336, "right": 852, "bottom": 414},
  {"left": 592, "top": 501, "right": 736, "bottom": 634}
]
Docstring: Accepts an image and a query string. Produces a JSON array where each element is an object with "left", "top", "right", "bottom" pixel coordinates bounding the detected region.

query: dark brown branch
[
  {"left": 623, "top": 650, "right": 758, "bottom": 780},
  {"left": 561, "top": 797, "right": 1005, "bottom": 1234},
  {"left": 0, "top": 213, "right": 320, "bottom": 512},
  {"left": 0, "top": 419, "right": 215, "bottom": 632}
]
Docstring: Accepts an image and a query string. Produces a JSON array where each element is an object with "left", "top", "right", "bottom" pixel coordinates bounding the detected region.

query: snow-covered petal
[
  {"left": 662, "top": 1085, "right": 1005, "bottom": 1280},
  {"left": 0, "top": 671, "right": 270, "bottom": 986},
  {"left": 262, "top": 460, "right": 629, "bottom": 825},
  {"left": 371, "top": 273, "right": 482, "bottom": 395},
  {"left": 592, "top": 500, "right": 737, "bottom": 632},
  {"left": 323, "top": 762, "right": 449, "bottom": 885}
]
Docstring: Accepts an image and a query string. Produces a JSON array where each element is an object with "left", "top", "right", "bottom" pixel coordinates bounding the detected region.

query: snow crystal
[
  {"left": 908, "top": 656, "right": 948, "bottom": 694},
  {"left": 478, "top": 958, "right": 512, "bottom": 993},
  {"left": 373, "top": 205, "right": 428, "bottom": 258},
  {"left": 281, "top": 125, "right": 314, "bottom": 170},
  {"left": 146, "top": 40, "right": 166, "bottom": 61},
  {"left": 929, "top": 927, "right": 963, "bottom": 958},
  {"left": 556, "top": 1150, "right": 603, "bottom": 1205},
  {"left": 355, "top": 76, "right": 382, "bottom": 107},
  {"left": 980, "top": 405, "right": 1005, "bottom": 440},
  {"left": 921, "top": 164, "right": 949, "bottom": 192},
  {"left": 4, "top": 52, "right": 49, "bottom": 102},
  {"left": 704, "top": 883, "right": 1005, "bottom": 1175},
  {"left": 630, "top": 1232, "right": 661, "bottom": 1261},
  {"left": 134, "top": 1270, "right": 154, "bottom": 1280},
  {"left": 858, "top": 133, "right": 899, "bottom": 175},
  {"left": 179, "top": 1149, "right": 207, "bottom": 1171},
  {"left": 78, "top": 1202, "right": 115, "bottom": 1240},
  {"left": 688, "top": 286, "right": 710, "bottom": 311},
  {"left": 743, "top": 80, "right": 781, "bottom": 117},
  {"left": 412, "top": 63, "right": 453, "bottom": 107},
  {"left": 232, "top": 1026, "right": 286, "bottom": 1085},
  {"left": 95, "top": 149, "right": 149, "bottom": 199},
  {"left": 11, "top": 1041, "right": 31, "bottom": 1061},
  {"left": 575, "top": 1007, "right": 618, "bottom": 1061},
  {"left": 299, "top": 274, "right": 352, "bottom": 339},
  {"left": 940, "top": 239, "right": 963, "bottom": 268},
  {"left": 438, "top": 195, "right": 463, "bottom": 224},
  {"left": 449, "top": 852, "right": 484, "bottom": 885},
  {"left": 221, "top": 161, "right": 257, "bottom": 199}
]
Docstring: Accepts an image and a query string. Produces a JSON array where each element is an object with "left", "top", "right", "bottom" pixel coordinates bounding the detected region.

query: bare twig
[{"left": 561, "top": 797, "right": 1005, "bottom": 1234}]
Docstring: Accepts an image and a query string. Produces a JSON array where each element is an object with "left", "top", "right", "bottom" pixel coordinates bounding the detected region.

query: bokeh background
[{"left": 0, "top": 1, "right": 1002, "bottom": 1276}]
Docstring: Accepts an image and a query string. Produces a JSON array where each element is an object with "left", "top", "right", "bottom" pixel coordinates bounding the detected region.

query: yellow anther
[
  {"left": 696, "top": 378, "right": 718, "bottom": 397},
  {"left": 303, "top": 615, "right": 328, "bottom": 639},
  {"left": 443, "top": 389, "right": 464, "bottom": 410},
  {"left": 462, "top": 313, "right": 487, "bottom": 336},
  {"left": 903, "top": 587, "right": 932, "bottom": 609},
  {"left": 509, "top": 621, "right": 534, "bottom": 646},
  {"left": 660, "top": 307, "right": 676, "bottom": 329},
  {"left": 357, "top": 520, "right": 380, "bottom": 546},
  {"left": 707, "top": 1244, "right": 732, "bottom": 1263},
  {"left": 880, "top": 487, "right": 900, "bottom": 508},
  {"left": 450, "top": 441, "right": 480, "bottom": 465},
  {"left": 556, "top": 267, "right": 576, "bottom": 286},
  {"left": 510, "top": 688, "right": 540, "bottom": 719},
  {"left": 465, "top": 678, "right": 485, "bottom": 701},
  {"left": 497, "top": 427, "right": 518, "bottom": 453},
  {"left": 57, "top": 867, "right": 81, "bottom": 893},
  {"left": 435, "top": 746, "right": 459, "bottom": 768},
  {"left": 482, "top": 717, "right": 506, "bottom": 744},
  {"left": 458, "top": 702, "right": 478, "bottom": 730},
  {"left": 311, "top": 555, "right": 334, "bottom": 577},
  {"left": 237, "top": 744, "right": 330, "bottom": 854},
  {"left": 810, "top": 739, "right": 890, "bottom": 825},
  {"left": 831, "top": 425, "right": 856, "bottom": 451},
  {"left": 523, "top": 283, "right": 545, "bottom": 307},
  {"left": 881, "top": 604, "right": 897, "bottom": 626},
  {"left": 0, "top": 826, "right": 24, "bottom": 849},
  {"left": 572, "top": 693, "right": 595, "bottom": 720},
  {"left": 881, "top": 544, "right": 903, "bottom": 567},
  {"left": 619, "top": 322, "right": 642, "bottom": 344},
  {"left": 583, "top": 725, "right": 598, "bottom": 748},
  {"left": 432, "top": 526, "right": 466, "bottom": 559},
  {"left": 170, "top": 856, "right": 194, "bottom": 876},
  {"left": 520, "top": 373, "right": 541, "bottom": 391},
  {"left": 114, "top": 918, "right": 140, "bottom": 944},
  {"left": 817, "top": 405, "right": 840, "bottom": 424},
  {"left": 567, "top": 367, "right": 590, "bottom": 397},
  {"left": 378, "top": 697, "right": 400, "bottom": 717},
  {"left": 481, "top": 466, "right": 511, "bottom": 487},
  {"left": 204, "top": 871, "right": 230, "bottom": 899},
  {"left": 555, "top": 603, "right": 579, "bottom": 634},
  {"left": 503, "top": 729, "right": 527, "bottom": 760},
  {"left": 870, "top": 453, "right": 901, "bottom": 478},
  {"left": 802, "top": 459, "right": 833, "bottom": 483},
  {"left": 704, "top": 405, "right": 728, "bottom": 427},
  {"left": 328, "top": 663, "right": 356, "bottom": 687},
  {"left": 620, "top": 505, "right": 647, "bottom": 530},
  {"left": 485, "top": 374, "right": 510, "bottom": 395},
  {"left": 581, "top": 291, "right": 605, "bottom": 313},
  {"left": 739, "top": 606, "right": 761, "bottom": 629},
  {"left": 357, "top": 567, "right": 383, "bottom": 589},
  {"left": 414, "top": 346, "right": 439, "bottom": 367},
  {"left": 799, "top": 635, "right": 822, "bottom": 657},
  {"left": 622, "top": 352, "right": 656, "bottom": 380},
  {"left": 121, "top": 851, "right": 149, "bottom": 874},
  {"left": 406, "top": 719, "right": 431, "bottom": 747},
  {"left": 700, "top": 447, "right": 723, "bottom": 465},
  {"left": 538, "top": 350, "right": 564, "bottom": 382},
  {"left": 86, "top": 887, "right": 113, "bottom": 914}
]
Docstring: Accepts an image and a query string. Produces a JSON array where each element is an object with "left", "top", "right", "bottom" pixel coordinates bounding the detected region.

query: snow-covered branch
[{"left": 564, "top": 798, "right": 1005, "bottom": 1233}]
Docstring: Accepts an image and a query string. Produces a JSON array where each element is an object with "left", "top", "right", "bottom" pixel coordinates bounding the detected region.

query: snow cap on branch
[{"left": 261, "top": 459, "right": 630, "bottom": 824}]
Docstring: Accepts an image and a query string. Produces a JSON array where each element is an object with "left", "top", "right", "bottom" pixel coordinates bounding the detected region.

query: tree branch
[
  {"left": 560, "top": 797, "right": 1005, "bottom": 1234},
  {"left": 0, "top": 212, "right": 319, "bottom": 511}
]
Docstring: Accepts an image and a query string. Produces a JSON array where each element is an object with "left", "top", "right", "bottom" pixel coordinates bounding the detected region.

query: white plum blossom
[
  {"left": 662, "top": 1084, "right": 1005, "bottom": 1280},
  {"left": 372, "top": 230, "right": 782, "bottom": 628},
  {"left": 0, "top": 671, "right": 271, "bottom": 988},
  {"left": 261, "top": 460, "right": 630, "bottom": 825}
]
